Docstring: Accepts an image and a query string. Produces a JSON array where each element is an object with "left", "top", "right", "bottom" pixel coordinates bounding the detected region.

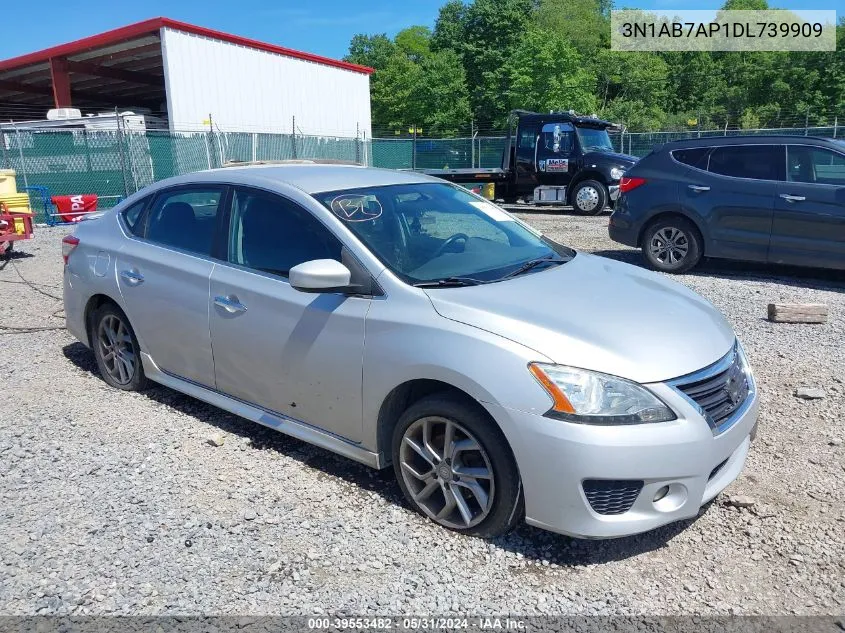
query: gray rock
[
  {"left": 206, "top": 433, "right": 225, "bottom": 447},
  {"left": 794, "top": 387, "right": 826, "bottom": 400},
  {"left": 727, "top": 495, "right": 756, "bottom": 508}
]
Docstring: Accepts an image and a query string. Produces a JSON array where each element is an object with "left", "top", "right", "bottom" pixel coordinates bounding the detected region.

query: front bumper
[{"left": 484, "top": 381, "right": 759, "bottom": 539}]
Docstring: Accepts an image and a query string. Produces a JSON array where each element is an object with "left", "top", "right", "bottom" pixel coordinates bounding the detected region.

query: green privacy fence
[{"left": 2, "top": 125, "right": 840, "bottom": 221}]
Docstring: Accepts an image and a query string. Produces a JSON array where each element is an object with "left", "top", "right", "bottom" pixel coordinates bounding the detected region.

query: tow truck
[{"left": 423, "top": 110, "right": 638, "bottom": 215}]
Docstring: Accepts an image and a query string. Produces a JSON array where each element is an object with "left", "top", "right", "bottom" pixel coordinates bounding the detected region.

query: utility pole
[{"left": 292, "top": 115, "right": 297, "bottom": 159}]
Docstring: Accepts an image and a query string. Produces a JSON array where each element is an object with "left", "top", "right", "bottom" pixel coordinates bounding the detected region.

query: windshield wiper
[
  {"left": 413, "top": 276, "right": 486, "bottom": 288},
  {"left": 498, "top": 255, "right": 567, "bottom": 281}
]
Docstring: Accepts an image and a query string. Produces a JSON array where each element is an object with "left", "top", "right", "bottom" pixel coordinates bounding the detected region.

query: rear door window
[
  {"left": 672, "top": 147, "right": 710, "bottom": 170},
  {"left": 707, "top": 145, "right": 785, "bottom": 181},
  {"left": 145, "top": 188, "right": 224, "bottom": 255}
]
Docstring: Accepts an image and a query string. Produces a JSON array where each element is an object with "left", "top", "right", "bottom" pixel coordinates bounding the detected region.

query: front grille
[
  {"left": 674, "top": 346, "right": 749, "bottom": 433},
  {"left": 583, "top": 479, "right": 643, "bottom": 515}
]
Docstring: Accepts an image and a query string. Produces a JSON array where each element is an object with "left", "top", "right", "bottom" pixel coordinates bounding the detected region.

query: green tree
[
  {"left": 395, "top": 26, "right": 432, "bottom": 62},
  {"left": 535, "top": 0, "right": 609, "bottom": 54},
  {"left": 504, "top": 28, "right": 598, "bottom": 114},
  {"left": 460, "top": 0, "right": 536, "bottom": 125},
  {"left": 344, "top": 34, "right": 396, "bottom": 69},
  {"left": 431, "top": 0, "right": 468, "bottom": 54}
]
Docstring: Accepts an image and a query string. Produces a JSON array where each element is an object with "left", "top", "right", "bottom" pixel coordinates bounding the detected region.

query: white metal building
[{"left": 0, "top": 18, "right": 373, "bottom": 138}]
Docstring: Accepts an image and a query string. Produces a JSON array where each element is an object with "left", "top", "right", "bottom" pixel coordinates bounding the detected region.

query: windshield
[
  {"left": 576, "top": 127, "right": 614, "bottom": 152},
  {"left": 314, "top": 183, "right": 573, "bottom": 285}
]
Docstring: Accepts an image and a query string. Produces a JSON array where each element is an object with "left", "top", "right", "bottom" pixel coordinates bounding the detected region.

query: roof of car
[
  {"left": 138, "top": 164, "right": 439, "bottom": 196},
  {"left": 660, "top": 135, "right": 843, "bottom": 149},
  {"left": 160, "top": 164, "right": 438, "bottom": 194}
]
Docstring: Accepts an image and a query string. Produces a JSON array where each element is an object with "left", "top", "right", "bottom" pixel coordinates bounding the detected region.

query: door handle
[
  {"left": 688, "top": 185, "right": 710, "bottom": 192},
  {"left": 779, "top": 193, "right": 806, "bottom": 202},
  {"left": 120, "top": 269, "right": 144, "bottom": 285},
  {"left": 213, "top": 295, "right": 247, "bottom": 314}
]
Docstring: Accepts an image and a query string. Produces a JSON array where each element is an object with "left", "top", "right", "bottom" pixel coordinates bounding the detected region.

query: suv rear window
[
  {"left": 672, "top": 147, "right": 710, "bottom": 169},
  {"left": 708, "top": 145, "right": 784, "bottom": 181}
]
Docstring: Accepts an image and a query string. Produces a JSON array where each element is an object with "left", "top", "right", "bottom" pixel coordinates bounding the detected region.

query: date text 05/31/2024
[{"left": 619, "top": 21, "right": 824, "bottom": 39}]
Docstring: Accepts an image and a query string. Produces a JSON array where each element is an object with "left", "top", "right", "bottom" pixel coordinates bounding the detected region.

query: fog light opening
[{"left": 653, "top": 486, "right": 670, "bottom": 502}]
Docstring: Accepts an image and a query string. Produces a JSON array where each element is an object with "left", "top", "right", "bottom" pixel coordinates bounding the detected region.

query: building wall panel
[{"left": 161, "top": 28, "right": 371, "bottom": 138}]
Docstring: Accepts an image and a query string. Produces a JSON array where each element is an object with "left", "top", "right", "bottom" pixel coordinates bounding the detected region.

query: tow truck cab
[{"left": 425, "top": 110, "right": 638, "bottom": 215}]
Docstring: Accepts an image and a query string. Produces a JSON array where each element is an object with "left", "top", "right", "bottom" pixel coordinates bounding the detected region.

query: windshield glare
[
  {"left": 315, "top": 183, "right": 573, "bottom": 285},
  {"left": 576, "top": 127, "right": 614, "bottom": 151}
]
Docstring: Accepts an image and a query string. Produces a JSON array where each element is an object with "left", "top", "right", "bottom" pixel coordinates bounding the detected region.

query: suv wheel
[
  {"left": 643, "top": 216, "right": 702, "bottom": 273},
  {"left": 571, "top": 180, "right": 607, "bottom": 215},
  {"left": 392, "top": 393, "right": 522, "bottom": 538},
  {"left": 92, "top": 303, "right": 148, "bottom": 391}
]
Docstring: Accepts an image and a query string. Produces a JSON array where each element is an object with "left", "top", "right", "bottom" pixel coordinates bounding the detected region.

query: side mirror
[{"left": 289, "top": 259, "right": 354, "bottom": 293}]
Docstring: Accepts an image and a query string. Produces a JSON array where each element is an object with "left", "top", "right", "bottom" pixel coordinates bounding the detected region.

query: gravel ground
[{"left": 1, "top": 216, "right": 843, "bottom": 616}]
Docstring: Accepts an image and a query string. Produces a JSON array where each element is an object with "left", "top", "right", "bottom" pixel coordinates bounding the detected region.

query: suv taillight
[
  {"left": 619, "top": 176, "right": 646, "bottom": 193},
  {"left": 62, "top": 235, "right": 79, "bottom": 265}
]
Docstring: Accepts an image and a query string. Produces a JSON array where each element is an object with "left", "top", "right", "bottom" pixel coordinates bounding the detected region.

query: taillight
[
  {"left": 619, "top": 176, "right": 646, "bottom": 193},
  {"left": 62, "top": 235, "right": 79, "bottom": 265}
]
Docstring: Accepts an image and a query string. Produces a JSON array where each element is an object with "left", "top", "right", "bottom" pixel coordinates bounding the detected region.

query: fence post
[
  {"left": 12, "top": 123, "right": 29, "bottom": 190},
  {"left": 114, "top": 108, "right": 129, "bottom": 196},
  {"left": 252, "top": 132, "right": 258, "bottom": 162},
  {"left": 1, "top": 129, "right": 8, "bottom": 169},
  {"left": 292, "top": 116, "right": 297, "bottom": 159},
  {"left": 356, "top": 122, "right": 361, "bottom": 165},
  {"left": 206, "top": 113, "right": 218, "bottom": 168},
  {"left": 470, "top": 120, "right": 475, "bottom": 168},
  {"left": 834, "top": 117, "right": 838, "bottom": 139},
  {"left": 804, "top": 107, "right": 810, "bottom": 136},
  {"left": 412, "top": 124, "right": 417, "bottom": 170}
]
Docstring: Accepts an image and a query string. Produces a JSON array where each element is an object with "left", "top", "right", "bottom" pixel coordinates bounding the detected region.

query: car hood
[
  {"left": 423, "top": 253, "right": 735, "bottom": 384},
  {"left": 582, "top": 151, "right": 638, "bottom": 165}
]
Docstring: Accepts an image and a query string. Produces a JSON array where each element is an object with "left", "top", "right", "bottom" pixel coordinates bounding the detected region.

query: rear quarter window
[
  {"left": 671, "top": 147, "right": 710, "bottom": 170},
  {"left": 121, "top": 199, "right": 149, "bottom": 236}
]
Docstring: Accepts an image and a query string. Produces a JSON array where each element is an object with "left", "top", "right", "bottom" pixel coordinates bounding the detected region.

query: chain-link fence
[
  {"left": 614, "top": 125, "right": 843, "bottom": 157},
  {"left": 0, "top": 125, "right": 370, "bottom": 222},
  {"left": 3, "top": 121, "right": 842, "bottom": 222}
]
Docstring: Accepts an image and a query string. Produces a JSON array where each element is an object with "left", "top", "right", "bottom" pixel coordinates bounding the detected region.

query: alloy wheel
[
  {"left": 649, "top": 227, "right": 690, "bottom": 266},
  {"left": 398, "top": 416, "right": 495, "bottom": 529},
  {"left": 575, "top": 186, "right": 600, "bottom": 212},
  {"left": 97, "top": 314, "right": 136, "bottom": 385}
]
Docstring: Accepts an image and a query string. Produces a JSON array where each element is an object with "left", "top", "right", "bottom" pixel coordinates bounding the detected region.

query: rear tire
[
  {"left": 392, "top": 393, "right": 523, "bottom": 538},
  {"left": 642, "top": 216, "right": 702, "bottom": 273},
  {"left": 571, "top": 180, "right": 608, "bottom": 215},
  {"left": 91, "top": 303, "right": 148, "bottom": 391}
]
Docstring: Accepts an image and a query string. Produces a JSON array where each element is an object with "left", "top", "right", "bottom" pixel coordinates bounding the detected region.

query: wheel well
[
  {"left": 83, "top": 294, "right": 119, "bottom": 341},
  {"left": 638, "top": 211, "right": 705, "bottom": 253},
  {"left": 376, "top": 379, "right": 488, "bottom": 466}
]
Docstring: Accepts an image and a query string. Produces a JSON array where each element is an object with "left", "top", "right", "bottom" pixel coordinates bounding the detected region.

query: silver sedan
[{"left": 63, "top": 165, "right": 758, "bottom": 538}]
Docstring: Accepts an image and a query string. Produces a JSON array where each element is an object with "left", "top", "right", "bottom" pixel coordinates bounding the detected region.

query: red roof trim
[{"left": 0, "top": 17, "right": 373, "bottom": 75}]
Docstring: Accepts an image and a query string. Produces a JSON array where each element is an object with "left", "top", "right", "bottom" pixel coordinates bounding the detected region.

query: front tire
[
  {"left": 642, "top": 216, "right": 703, "bottom": 273},
  {"left": 571, "top": 180, "right": 608, "bottom": 215},
  {"left": 91, "top": 303, "right": 148, "bottom": 391},
  {"left": 392, "top": 393, "right": 522, "bottom": 538}
]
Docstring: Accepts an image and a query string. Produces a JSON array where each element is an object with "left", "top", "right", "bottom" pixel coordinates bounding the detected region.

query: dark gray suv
[{"left": 608, "top": 136, "right": 845, "bottom": 273}]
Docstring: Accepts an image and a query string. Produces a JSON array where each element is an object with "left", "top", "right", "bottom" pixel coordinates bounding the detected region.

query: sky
[{"left": 0, "top": 0, "right": 840, "bottom": 63}]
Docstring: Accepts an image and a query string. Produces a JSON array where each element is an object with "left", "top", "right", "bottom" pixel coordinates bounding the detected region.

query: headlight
[
  {"left": 610, "top": 167, "right": 625, "bottom": 180},
  {"left": 528, "top": 363, "right": 676, "bottom": 425}
]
